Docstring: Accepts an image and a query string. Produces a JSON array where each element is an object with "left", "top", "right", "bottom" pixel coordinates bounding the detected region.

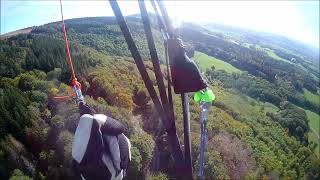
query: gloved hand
[
  {"left": 194, "top": 88, "right": 215, "bottom": 124},
  {"left": 194, "top": 88, "right": 215, "bottom": 104},
  {"left": 79, "top": 102, "right": 93, "bottom": 116}
]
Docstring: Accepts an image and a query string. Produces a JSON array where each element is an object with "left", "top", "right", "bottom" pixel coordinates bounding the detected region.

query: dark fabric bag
[{"left": 168, "top": 38, "right": 207, "bottom": 94}]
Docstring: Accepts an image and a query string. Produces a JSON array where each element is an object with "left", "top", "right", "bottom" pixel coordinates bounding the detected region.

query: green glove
[{"left": 194, "top": 88, "right": 216, "bottom": 104}]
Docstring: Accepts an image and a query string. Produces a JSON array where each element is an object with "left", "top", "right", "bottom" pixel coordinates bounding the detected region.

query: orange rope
[
  {"left": 59, "top": 0, "right": 77, "bottom": 85},
  {"left": 53, "top": 93, "right": 76, "bottom": 100},
  {"left": 53, "top": 0, "right": 81, "bottom": 101}
]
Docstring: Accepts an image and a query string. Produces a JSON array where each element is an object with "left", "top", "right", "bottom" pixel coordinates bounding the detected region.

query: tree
[
  {"left": 127, "top": 146, "right": 142, "bottom": 177},
  {"left": 149, "top": 172, "right": 169, "bottom": 180},
  {"left": 9, "top": 169, "right": 32, "bottom": 180},
  {"left": 280, "top": 102, "right": 309, "bottom": 141},
  {"left": 130, "top": 134, "right": 154, "bottom": 165},
  {"left": 0, "top": 83, "right": 32, "bottom": 139}
]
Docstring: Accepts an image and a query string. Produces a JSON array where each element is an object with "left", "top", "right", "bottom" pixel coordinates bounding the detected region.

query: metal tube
[
  {"left": 181, "top": 93, "right": 193, "bottom": 179},
  {"left": 198, "top": 122, "right": 207, "bottom": 180}
]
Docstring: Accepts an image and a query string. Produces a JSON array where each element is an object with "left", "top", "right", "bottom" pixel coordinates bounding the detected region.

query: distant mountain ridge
[
  {"left": 203, "top": 23, "right": 319, "bottom": 63},
  {"left": 1, "top": 27, "right": 33, "bottom": 40}
]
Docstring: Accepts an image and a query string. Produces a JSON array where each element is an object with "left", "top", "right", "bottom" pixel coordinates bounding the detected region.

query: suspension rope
[
  {"left": 59, "top": 0, "right": 77, "bottom": 85},
  {"left": 53, "top": 0, "right": 81, "bottom": 101}
]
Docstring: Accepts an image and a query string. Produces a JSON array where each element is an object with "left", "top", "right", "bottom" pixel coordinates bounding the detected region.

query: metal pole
[
  {"left": 198, "top": 121, "right": 207, "bottom": 180},
  {"left": 198, "top": 102, "right": 211, "bottom": 180},
  {"left": 181, "top": 93, "right": 193, "bottom": 179}
]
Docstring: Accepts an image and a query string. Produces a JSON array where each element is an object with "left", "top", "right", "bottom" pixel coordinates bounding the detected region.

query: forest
[{"left": 0, "top": 15, "right": 319, "bottom": 180}]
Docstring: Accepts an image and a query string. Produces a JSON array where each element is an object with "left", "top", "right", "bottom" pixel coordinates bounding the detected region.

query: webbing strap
[
  {"left": 108, "top": 0, "right": 185, "bottom": 177},
  {"left": 108, "top": 1, "right": 163, "bottom": 120},
  {"left": 150, "top": 0, "right": 169, "bottom": 40},
  {"left": 154, "top": 1, "right": 194, "bottom": 179},
  {"left": 164, "top": 42, "right": 174, "bottom": 112},
  {"left": 108, "top": 0, "right": 180, "bottom": 134},
  {"left": 138, "top": 0, "right": 168, "bottom": 108},
  {"left": 138, "top": 0, "right": 177, "bottom": 132},
  {"left": 150, "top": 0, "right": 175, "bottom": 116},
  {"left": 156, "top": 0, "right": 174, "bottom": 38}
]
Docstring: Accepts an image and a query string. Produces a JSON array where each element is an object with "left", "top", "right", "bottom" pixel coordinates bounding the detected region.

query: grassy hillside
[
  {"left": 200, "top": 23, "right": 319, "bottom": 86},
  {"left": 304, "top": 88, "right": 320, "bottom": 106},
  {"left": 253, "top": 44, "right": 293, "bottom": 64},
  {"left": 193, "top": 51, "right": 241, "bottom": 73},
  {"left": 306, "top": 110, "right": 320, "bottom": 155},
  {"left": 306, "top": 110, "right": 320, "bottom": 134}
]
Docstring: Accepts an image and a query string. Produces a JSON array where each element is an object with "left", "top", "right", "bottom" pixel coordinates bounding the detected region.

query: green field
[
  {"left": 303, "top": 88, "right": 320, "bottom": 106},
  {"left": 306, "top": 110, "right": 320, "bottom": 134},
  {"left": 305, "top": 110, "right": 320, "bottom": 155},
  {"left": 254, "top": 45, "right": 293, "bottom": 64},
  {"left": 242, "top": 43, "right": 293, "bottom": 64},
  {"left": 193, "top": 51, "right": 241, "bottom": 73},
  {"left": 308, "top": 132, "right": 319, "bottom": 155},
  {"left": 211, "top": 86, "right": 279, "bottom": 120},
  {"left": 266, "top": 50, "right": 291, "bottom": 63}
]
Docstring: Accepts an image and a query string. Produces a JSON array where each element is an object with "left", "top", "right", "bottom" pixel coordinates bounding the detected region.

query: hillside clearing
[
  {"left": 306, "top": 110, "right": 320, "bottom": 155},
  {"left": 254, "top": 44, "right": 294, "bottom": 64},
  {"left": 303, "top": 89, "right": 320, "bottom": 106},
  {"left": 193, "top": 51, "right": 241, "bottom": 73},
  {"left": 306, "top": 110, "right": 320, "bottom": 135}
]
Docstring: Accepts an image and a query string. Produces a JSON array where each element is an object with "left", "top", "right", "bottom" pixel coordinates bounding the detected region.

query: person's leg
[
  {"left": 103, "top": 135, "right": 121, "bottom": 172},
  {"left": 117, "top": 133, "right": 131, "bottom": 177}
]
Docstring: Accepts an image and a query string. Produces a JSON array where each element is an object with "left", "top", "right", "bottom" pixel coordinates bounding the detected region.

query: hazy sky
[{"left": 1, "top": 0, "right": 319, "bottom": 48}]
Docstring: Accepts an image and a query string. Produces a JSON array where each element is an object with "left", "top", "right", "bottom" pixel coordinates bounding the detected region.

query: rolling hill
[{"left": 0, "top": 15, "right": 319, "bottom": 180}]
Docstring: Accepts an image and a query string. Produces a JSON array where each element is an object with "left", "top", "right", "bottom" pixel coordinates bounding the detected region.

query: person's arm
[
  {"left": 100, "top": 116, "right": 125, "bottom": 135},
  {"left": 79, "top": 102, "right": 94, "bottom": 116},
  {"left": 79, "top": 102, "right": 124, "bottom": 135},
  {"left": 117, "top": 133, "right": 131, "bottom": 172}
]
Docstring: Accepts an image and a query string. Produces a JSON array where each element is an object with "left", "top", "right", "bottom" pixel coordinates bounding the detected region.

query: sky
[{"left": 1, "top": 0, "right": 319, "bottom": 48}]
